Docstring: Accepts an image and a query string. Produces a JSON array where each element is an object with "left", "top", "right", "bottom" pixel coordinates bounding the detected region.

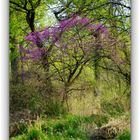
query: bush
[
  {"left": 10, "top": 84, "right": 43, "bottom": 114},
  {"left": 10, "top": 83, "right": 68, "bottom": 118},
  {"left": 44, "top": 97, "right": 68, "bottom": 116},
  {"left": 101, "top": 99, "right": 125, "bottom": 117},
  {"left": 10, "top": 84, "right": 30, "bottom": 113}
]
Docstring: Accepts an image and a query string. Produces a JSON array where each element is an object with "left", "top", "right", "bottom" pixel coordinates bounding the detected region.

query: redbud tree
[{"left": 22, "top": 14, "right": 129, "bottom": 104}]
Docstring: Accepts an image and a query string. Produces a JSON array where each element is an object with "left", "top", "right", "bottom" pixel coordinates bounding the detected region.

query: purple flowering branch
[{"left": 23, "top": 15, "right": 109, "bottom": 61}]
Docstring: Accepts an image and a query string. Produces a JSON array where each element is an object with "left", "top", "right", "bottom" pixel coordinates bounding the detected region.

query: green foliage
[
  {"left": 87, "top": 114, "right": 109, "bottom": 127},
  {"left": 18, "top": 123, "right": 28, "bottom": 135},
  {"left": 10, "top": 114, "right": 131, "bottom": 140},
  {"left": 101, "top": 99, "right": 125, "bottom": 117},
  {"left": 11, "top": 115, "right": 90, "bottom": 140},
  {"left": 11, "top": 135, "right": 26, "bottom": 140},
  {"left": 9, "top": 44, "right": 19, "bottom": 61},
  {"left": 41, "top": 115, "right": 83, "bottom": 135},
  {"left": 116, "top": 130, "right": 131, "bottom": 140},
  {"left": 11, "top": 126, "right": 47, "bottom": 140},
  {"left": 41, "top": 115, "right": 89, "bottom": 139},
  {"left": 41, "top": 114, "right": 108, "bottom": 138},
  {"left": 10, "top": 84, "right": 42, "bottom": 113},
  {"left": 65, "top": 128, "right": 87, "bottom": 139},
  {"left": 10, "top": 84, "right": 29, "bottom": 112},
  {"left": 44, "top": 98, "right": 67, "bottom": 117},
  {"left": 66, "top": 115, "right": 82, "bottom": 127},
  {"left": 26, "top": 127, "right": 47, "bottom": 140},
  {"left": 10, "top": 83, "right": 68, "bottom": 116}
]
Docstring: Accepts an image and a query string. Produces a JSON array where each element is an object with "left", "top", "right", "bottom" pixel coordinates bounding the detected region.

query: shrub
[
  {"left": 44, "top": 97, "right": 67, "bottom": 116},
  {"left": 10, "top": 84, "right": 30, "bottom": 112},
  {"left": 101, "top": 99, "right": 125, "bottom": 117}
]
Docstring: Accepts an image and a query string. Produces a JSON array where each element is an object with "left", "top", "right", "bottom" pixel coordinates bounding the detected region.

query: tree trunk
[
  {"left": 11, "top": 57, "right": 18, "bottom": 84},
  {"left": 61, "top": 84, "right": 69, "bottom": 112}
]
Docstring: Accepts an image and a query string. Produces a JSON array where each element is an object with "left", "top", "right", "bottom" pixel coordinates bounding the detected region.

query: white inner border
[
  {"left": 131, "top": 0, "right": 140, "bottom": 140},
  {"left": 0, "top": 0, "right": 139, "bottom": 139},
  {"left": 0, "top": 0, "right": 9, "bottom": 139}
]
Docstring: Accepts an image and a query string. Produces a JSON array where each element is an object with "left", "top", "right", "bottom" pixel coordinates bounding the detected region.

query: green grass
[
  {"left": 10, "top": 115, "right": 91, "bottom": 140},
  {"left": 116, "top": 130, "right": 131, "bottom": 140},
  {"left": 10, "top": 113, "right": 130, "bottom": 140}
]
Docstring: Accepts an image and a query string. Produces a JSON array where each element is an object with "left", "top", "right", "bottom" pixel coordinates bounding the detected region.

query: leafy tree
[{"left": 22, "top": 15, "right": 111, "bottom": 108}]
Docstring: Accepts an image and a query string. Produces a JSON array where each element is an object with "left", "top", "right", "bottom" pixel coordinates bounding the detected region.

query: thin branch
[
  {"left": 35, "top": 0, "right": 42, "bottom": 8},
  {"left": 10, "top": 6, "right": 26, "bottom": 13},
  {"left": 10, "top": 0, "right": 27, "bottom": 11}
]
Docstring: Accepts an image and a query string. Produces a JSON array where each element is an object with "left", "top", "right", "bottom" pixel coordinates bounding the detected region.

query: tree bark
[{"left": 11, "top": 57, "right": 18, "bottom": 84}]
